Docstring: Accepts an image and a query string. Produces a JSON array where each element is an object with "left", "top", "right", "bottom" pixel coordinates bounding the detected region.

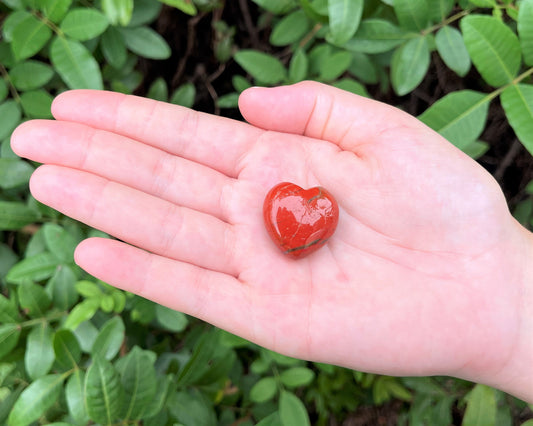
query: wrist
[{"left": 473, "top": 221, "right": 533, "bottom": 403}]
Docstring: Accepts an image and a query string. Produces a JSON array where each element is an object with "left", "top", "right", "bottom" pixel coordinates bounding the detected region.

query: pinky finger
[{"left": 74, "top": 238, "right": 252, "bottom": 336}]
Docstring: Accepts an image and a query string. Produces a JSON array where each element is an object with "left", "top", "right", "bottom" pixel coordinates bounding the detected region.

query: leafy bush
[{"left": 1, "top": 0, "right": 533, "bottom": 424}]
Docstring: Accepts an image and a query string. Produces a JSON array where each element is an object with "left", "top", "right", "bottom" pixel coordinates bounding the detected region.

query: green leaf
[
  {"left": 462, "top": 140, "right": 489, "bottom": 160},
  {"left": 418, "top": 90, "right": 491, "bottom": 149},
  {"left": 25, "top": 323, "right": 55, "bottom": 379},
  {"left": 391, "top": 36, "right": 430, "bottom": 96},
  {"left": 468, "top": 0, "right": 496, "bottom": 6},
  {"left": 0, "top": 324, "right": 20, "bottom": 359},
  {"left": 0, "top": 159, "right": 33, "bottom": 190},
  {"left": 348, "top": 52, "right": 378, "bottom": 84},
  {"left": 41, "top": 0, "right": 72, "bottom": 23},
  {"left": 141, "top": 374, "right": 172, "bottom": 418},
  {"left": 20, "top": 90, "right": 54, "bottom": 118},
  {"left": 270, "top": 9, "right": 310, "bottom": 46},
  {"left": 347, "top": 19, "right": 410, "bottom": 53},
  {"left": 170, "top": 82, "right": 196, "bottom": 108},
  {"left": 0, "top": 293, "right": 20, "bottom": 323},
  {"left": 289, "top": 48, "right": 308, "bottom": 83},
  {"left": 119, "top": 26, "right": 171, "bottom": 59},
  {"left": 155, "top": 304, "right": 188, "bottom": 332},
  {"left": 501, "top": 84, "right": 533, "bottom": 156},
  {"left": 64, "top": 298, "right": 100, "bottom": 330},
  {"left": 60, "top": 8, "right": 109, "bottom": 41},
  {"left": 250, "top": 0, "right": 295, "bottom": 14},
  {"left": 7, "top": 252, "right": 58, "bottom": 284},
  {"left": 53, "top": 329, "right": 82, "bottom": 370},
  {"left": 218, "top": 93, "right": 239, "bottom": 108},
  {"left": 49, "top": 265, "right": 79, "bottom": 310},
  {"left": 85, "top": 356, "right": 123, "bottom": 425},
  {"left": 128, "top": 0, "right": 161, "bottom": 26},
  {"left": 130, "top": 296, "right": 156, "bottom": 324},
  {"left": 0, "top": 201, "right": 39, "bottom": 231},
  {"left": 100, "top": 295, "right": 114, "bottom": 312},
  {"left": 75, "top": 280, "right": 103, "bottom": 298},
  {"left": 176, "top": 328, "right": 220, "bottom": 386},
  {"left": 50, "top": 36, "right": 103, "bottom": 90},
  {"left": 319, "top": 50, "right": 352, "bottom": 81},
  {"left": 234, "top": 50, "right": 287, "bottom": 84},
  {"left": 168, "top": 389, "right": 217, "bottom": 426},
  {"left": 0, "top": 79, "right": 7, "bottom": 102},
  {"left": 462, "top": 384, "right": 496, "bottom": 426},
  {"left": 0, "top": 363, "right": 16, "bottom": 386},
  {"left": 194, "top": 348, "right": 235, "bottom": 386},
  {"left": 1, "top": 139, "right": 17, "bottom": 158},
  {"left": 72, "top": 320, "right": 98, "bottom": 352},
  {"left": 112, "top": 291, "right": 126, "bottom": 313},
  {"left": 66, "top": 370, "right": 89, "bottom": 424},
  {"left": 518, "top": 0, "right": 533, "bottom": 66},
  {"left": 435, "top": 26, "right": 471, "bottom": 77},
  {"left": 3, "top": 10, "right": 31, "bottom": 43},
  {"left": 256, "top": 412, "right": 282, "bottom": 426},
  {"left": 91, "top": 316, "right": 125, "bottom": 360},
  {"left": 7, "top": 374, "right": 64, "bottom": 426},
  {"left": 250, "top": 377, "right": 278, "bottom": 403},
  {"left": 426, "top": 0, "right": 454, "bottom": 22},
  {"left": 0, "top": 100, "right": 21, "bottom": 141},
  {"left": 300, "top": 0, "right": 328, "bottom": 22},
  {"left": 327, "top": 0, "right": 363, "bottom": 45},
  {"left": 18, "top": 281, "right": 52, "bottom": 317},
  {"left": 147, "top": 77, "right": 168, "bottom": 101},
  {"left": 373, "top": 376, "right": 412, "bottom": 404},
  {"left": 279, "top": 390, "right": 310, "bottom": 426},
  {"left": 9, "top": 60, "right": 54, "bottom": 91},
  {"left": 393, "top": 0, "right": 429, "bottom": 31},
  {"left": 460, "top": 15, "right": 521, "bottom": 87},
  {"left": 43, "top": 223, "right": 78, "bottom": 263},
  {"left": 159, "top": 0, "right": 197, "bottom": 15},
  {"left": 308, "top": 43, "right": 332, "bottom": 75},
  {"left": 264, "top": 349, "right": 302, "bottom": 367},
  {"left": 100, "top": 27, "right": 127, "bottom": 69},
  {"left": 102, "top": 0, "right": 134, "bottom": 26},
  {"left": 280, "top": 367, "right": 315, "bottom": 387},
  {"left": 11, "top": 14, "right": 52, "bottom": 61},
  {"left": 119, "top": 347, "right": 157, "bottom": 420},
  {"left": 0, "top": 244, "right": 19, "bottom": 283},
  {"left": 514, "top": 198, "right": 533, "bottom": 226}
]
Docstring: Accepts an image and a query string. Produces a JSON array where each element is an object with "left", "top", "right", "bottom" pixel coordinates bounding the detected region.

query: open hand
[{"left": 11, "top": 81, "right": 532, "bottom": 400}]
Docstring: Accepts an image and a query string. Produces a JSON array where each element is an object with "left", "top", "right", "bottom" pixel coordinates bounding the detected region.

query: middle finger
[{"left": 12, "top": 120, "right": 233, "bottom": 221}]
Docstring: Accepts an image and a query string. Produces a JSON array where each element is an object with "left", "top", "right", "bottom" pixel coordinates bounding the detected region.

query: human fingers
[
  {"left": 238, "top": 80, "right": 425, "bottom": 151},
  {"left": 74, "top": 238, "right": 253, "bottom": 341},
  {"left": 30, "top": 165, "right": 239, "bottom": 276},
  {"left": 51, "top": 90, "right": 263, "bottom": 177},
  {"left": 11, "top": 120, "right": 233, "bottom": 221}
]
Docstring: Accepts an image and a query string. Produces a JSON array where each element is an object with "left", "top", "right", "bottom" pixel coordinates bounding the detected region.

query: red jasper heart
[{"left": 263, "top": 182, "right": 339, "bottom": 259}]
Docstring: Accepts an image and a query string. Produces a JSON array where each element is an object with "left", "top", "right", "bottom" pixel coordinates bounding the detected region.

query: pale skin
[{"left": 11, "top": 81, "right": 533, "bottom": 403}]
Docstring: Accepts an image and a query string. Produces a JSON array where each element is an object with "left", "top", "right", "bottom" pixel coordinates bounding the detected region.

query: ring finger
[{"left": 30, "top": 165, "right": 239, "bottom": 276}]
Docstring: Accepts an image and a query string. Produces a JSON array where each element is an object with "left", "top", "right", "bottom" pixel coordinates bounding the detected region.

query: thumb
[{"left": 238, "top": 81, "right": 421, "bottom": 150}]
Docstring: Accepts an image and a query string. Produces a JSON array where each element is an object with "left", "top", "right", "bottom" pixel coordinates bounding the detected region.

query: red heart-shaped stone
[{"left": 263, "top": 182, "right": 339, "bottom": 259}]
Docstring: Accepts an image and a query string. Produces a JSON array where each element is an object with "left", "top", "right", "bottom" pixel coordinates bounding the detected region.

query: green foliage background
[{"left": 1, "top": 0, "right": 533, "bottom": 424}]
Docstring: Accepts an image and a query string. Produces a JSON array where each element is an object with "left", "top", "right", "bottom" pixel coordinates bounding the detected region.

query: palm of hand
[
  {"left": 234, "top": 116, "right": 514, "bottom": 377},
  {"left": 11, "top": 82, "right": 523, "bottom": 382}
]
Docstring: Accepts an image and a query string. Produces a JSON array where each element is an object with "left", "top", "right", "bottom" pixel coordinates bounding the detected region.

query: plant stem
[
  {"left": 421, "top": 9, "right": 471, "bottom": 36},
  {"left": 21, "top": 311, "right": 66, "bottom": 328}
]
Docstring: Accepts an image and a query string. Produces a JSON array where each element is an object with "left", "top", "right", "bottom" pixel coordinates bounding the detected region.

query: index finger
[{"left": 51, "top": 90, "right": 263, "bottom": 177}]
